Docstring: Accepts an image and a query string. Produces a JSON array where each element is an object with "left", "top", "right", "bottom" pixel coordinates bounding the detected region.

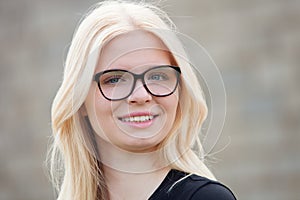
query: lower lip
[{"left": 119, "top": 116, "right": 157, "bottom": 128}]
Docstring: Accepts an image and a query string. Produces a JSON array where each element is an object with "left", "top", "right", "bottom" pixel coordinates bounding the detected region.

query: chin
[{"left": 118, "top": 137, "right": 163, "bottom": 153}]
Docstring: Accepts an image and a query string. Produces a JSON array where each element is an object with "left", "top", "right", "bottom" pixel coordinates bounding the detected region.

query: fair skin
[{"left": 84, "top": 31, "right": 180, "bottom": 199}]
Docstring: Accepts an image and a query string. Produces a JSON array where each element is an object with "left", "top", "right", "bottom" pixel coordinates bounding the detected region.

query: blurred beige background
[{"left": 1, "top": 0, "right": 299, "bottom": 199}]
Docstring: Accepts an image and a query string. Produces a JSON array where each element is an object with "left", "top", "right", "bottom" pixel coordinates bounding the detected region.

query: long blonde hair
[{"left": 48, "top": 1, "right": 215, "bottom": 199}]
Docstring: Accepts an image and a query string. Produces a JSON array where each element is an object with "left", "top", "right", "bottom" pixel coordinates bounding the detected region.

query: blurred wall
[{"left": 0, "top": 0, "right": 299, "bottom": 199}]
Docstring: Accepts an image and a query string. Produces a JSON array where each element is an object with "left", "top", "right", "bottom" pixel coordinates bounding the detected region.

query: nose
[{"left": 127, "top": 80, "right": 152, "bottom": 104}]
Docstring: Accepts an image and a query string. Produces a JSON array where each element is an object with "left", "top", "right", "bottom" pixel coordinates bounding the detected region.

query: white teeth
[{"left": 121, "top": 115, "right": 154, "bottom": 122}]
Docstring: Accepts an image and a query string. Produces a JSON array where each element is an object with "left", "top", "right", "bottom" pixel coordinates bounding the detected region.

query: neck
[
  {"left": 96, "top": 138, "right": 168, "bottom": 173},
  {"left": 95, "top": 139, "right": 171, "bottom": 200}
]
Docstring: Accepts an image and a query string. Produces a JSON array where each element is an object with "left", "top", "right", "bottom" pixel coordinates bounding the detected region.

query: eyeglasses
[{"left": 94, "top": 65, "right": 181, "bottom": 101}]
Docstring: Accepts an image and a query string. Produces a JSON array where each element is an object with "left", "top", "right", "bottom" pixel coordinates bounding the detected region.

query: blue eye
[
  {"left": 108, "top": 77, "right": 120, "bottom": 83},
  {"left": 103, "top": 76, "right": 123, "bottom": 85},
  {"left": 148, "top": 73, "right": 168, "bottom": 81}
]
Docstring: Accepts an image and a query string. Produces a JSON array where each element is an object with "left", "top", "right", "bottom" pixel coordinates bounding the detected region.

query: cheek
[
  {"left": 84, "top": 88, "right": 114, "bottom": 139},
  {"left": 165, "top": 93, "right": 180, "bottom": 133},
  {"left": 87, "top": 87, "right": 114, "bottom": 118},
  {"left": 165, "top": 91, "right": 179, "bottom": 115},
  {"left": 156, "top": 93, "right": 179, "bottom": 129}
]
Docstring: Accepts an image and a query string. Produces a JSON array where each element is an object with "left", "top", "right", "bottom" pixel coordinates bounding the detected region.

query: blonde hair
[{"left": 48, "top": 1, "right": 215, "bottom": 199}]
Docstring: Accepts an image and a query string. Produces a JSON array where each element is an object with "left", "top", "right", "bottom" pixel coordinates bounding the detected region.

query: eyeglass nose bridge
[{"left": 129, "top": 72, "right": 152, "bottom": 96}]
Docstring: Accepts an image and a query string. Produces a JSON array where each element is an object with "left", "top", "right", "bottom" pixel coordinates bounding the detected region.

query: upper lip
[{"left": 118, "top": 112, "right": 158, "bottom": 119}]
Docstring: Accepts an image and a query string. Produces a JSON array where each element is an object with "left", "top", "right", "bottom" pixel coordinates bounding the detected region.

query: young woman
[{"left": 48, "top": 1, "right": 236, "bottom": 199}]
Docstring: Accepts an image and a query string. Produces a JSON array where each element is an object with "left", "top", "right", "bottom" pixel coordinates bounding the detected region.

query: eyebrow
[{"left": 96, "top": 64, "right": 171, "bottom": 73}]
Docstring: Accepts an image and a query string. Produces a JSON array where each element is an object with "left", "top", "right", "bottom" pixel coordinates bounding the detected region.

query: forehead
[{"left": 96, "top": 30, "right": 172, "bottom": 72}]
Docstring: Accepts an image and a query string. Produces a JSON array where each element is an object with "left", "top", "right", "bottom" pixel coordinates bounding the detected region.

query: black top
[{"left": 148, "top": 169, "right": 237, "bottom": 200}]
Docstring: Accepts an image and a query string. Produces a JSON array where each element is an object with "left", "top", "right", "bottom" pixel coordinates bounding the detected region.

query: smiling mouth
[{"left": 118, "top": 115, "right": 158, "bottom": 123}]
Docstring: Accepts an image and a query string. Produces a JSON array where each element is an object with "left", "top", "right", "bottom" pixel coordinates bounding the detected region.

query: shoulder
[
  {"left": 188, "top": 176, "right": 237, "bottom": 200},
  {"left": 169, "top": 171, "right": 237, "bottom": 200}
]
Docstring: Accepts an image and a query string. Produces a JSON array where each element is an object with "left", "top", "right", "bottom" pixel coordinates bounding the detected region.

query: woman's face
[{"left": 84, "top": 31, "right": 179, "bottom": 153}]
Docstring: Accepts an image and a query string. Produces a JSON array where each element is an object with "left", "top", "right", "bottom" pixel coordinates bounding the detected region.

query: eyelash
[
  {"left": 147, "top": 73, "right": 168, "bottom": 81},
  {"left": 102, "top": 75, "right": 123, "bottom": 84}
]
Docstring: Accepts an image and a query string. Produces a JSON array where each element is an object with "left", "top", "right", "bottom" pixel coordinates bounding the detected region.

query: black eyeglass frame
[{"left": 93, "top": 65, "right": 181, "bottom": 101}]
